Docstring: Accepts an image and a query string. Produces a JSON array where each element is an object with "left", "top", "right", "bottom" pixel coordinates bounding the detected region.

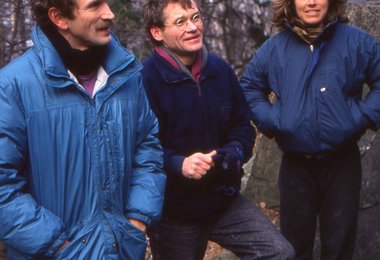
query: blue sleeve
[
  {"left": 125, "top": 76, "right": 166, "bottom": 226},
  {"left": 240, "top": 45, "right": 280, "bottom": 138},
  {"left": 0, "top": 84, "right": 66, "bottom": 257},
  {"left": 358, "top": 34, "right": 380, "bottom": 129},
  {"left": 224, "top": 64, "right": 256, "bottom": 162}
]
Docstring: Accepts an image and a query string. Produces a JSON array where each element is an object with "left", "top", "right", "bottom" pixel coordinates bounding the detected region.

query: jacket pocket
[
  {"left": 318, "top": 85, "right": 362, "bottom": 146},
  {"left": 107, "top": 214, "right": 147, "bottom": 260},
  {"left": 54, "top": 221, "right": 95, "bottom": 260}
]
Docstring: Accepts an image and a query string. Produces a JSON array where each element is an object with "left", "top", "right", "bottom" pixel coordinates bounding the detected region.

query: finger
[
  {"left": 194, "top": 161, "right": 212, "bottom": 171},
  {"left": 194, "top": 168, "right": 207, "bottom": 175},
  {"left": 197, "top": 153, "right": 215, "bottom": 164},
  {"left": 206, "top": 150, "right": 217, "bottom": 157},
  {"left": 191, "top": 174, "right": 202, "bottom": 180}
]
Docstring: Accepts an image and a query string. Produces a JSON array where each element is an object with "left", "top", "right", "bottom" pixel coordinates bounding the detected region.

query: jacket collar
[
  {"left": 155, "top": 46, "right": 206, "bottom": 83},
  {"left": 286, "top": 18, "right": 339, "bottom": 45},
  {"left": 151, "top": 47, "right": 220, "bottom": 84},
  {"left": 31, "top": 26, "right": 141, "bottom": 89}
]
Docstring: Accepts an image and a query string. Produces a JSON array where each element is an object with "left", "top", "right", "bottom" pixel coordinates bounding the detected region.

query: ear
[
  {"left": 150, "top": 26, "right": 164, "bottom": 42},
  {"left": 48, "top": 7, "right": 69, "bottom": 30}
]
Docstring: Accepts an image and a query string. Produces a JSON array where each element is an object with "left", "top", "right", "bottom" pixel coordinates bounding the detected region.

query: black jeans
[
  {"left": 149, "top": 194, "right": 294, "bottom": 260},
  {"left": 279, "top": 144, "right": 361, "bottom": 260}
]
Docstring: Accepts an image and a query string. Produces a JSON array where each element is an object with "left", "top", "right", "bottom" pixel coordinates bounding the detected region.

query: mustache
[{"left": 95, "top": 20, "right": 114, "bottom": 30}]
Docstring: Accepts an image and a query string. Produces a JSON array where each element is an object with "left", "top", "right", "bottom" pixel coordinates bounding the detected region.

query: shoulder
[
  {"left": 0, "top": 49, "right": 37, "bottom": 89},
  {"left": 262, "top": 30, "right": 292, "bottom": 48},
  {"left": 333, "top": 23, "right": 377, "bottom": 42},
  {"left": 141, "top": 52, "right": 158, "bottom": 71},
  {"left": 335, "top": 23, "right": 369, "bottom": 35},
  {"left": 141, "top": 51, "right": 166, "bottom": 81},
  {"left": 330, "top": 23, "right": 379, "bottom": 55},
  {"left": 207, "top": 53, "right": 233, "bottom": 68},
  {"left": 140, "top": 52, "right": 169, "bottom": 93},
  {"left": 205, "top": 53, "right": 235, "bottom": 75},
  {"left": 253, "top": 30, "right": 293, "bottom": 60}
]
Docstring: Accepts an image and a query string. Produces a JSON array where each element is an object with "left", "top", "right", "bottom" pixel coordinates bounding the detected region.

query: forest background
[{"left": 0, "top": 0, "right": 379, "bottom": 259}]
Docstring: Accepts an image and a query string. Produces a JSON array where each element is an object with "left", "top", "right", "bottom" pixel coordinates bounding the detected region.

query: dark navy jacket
[
  {"left": 142, "top": 50, "right": 256, "bottom": 222},
  {"left": 241, "top": 22, "right": 380, "bottom": 155}
]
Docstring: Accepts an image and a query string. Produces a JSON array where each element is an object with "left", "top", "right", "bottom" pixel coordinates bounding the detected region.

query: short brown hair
[
  {"left": 143, "top": 0, "right": 201, "bottom": 46},
  {"left": 271, "top": 0, "right": 348, "bottom": 31},
  {"left": 33, "top": 0, "right": 76, "bottom": 31}
]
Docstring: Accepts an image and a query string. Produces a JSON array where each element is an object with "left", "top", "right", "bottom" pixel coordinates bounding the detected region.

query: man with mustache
[
  {"left": 0, "top": 0, "right": 166, "bottom": 259},
  {"left": 241, "top": 0, "right": 380, "bottom": 258},
  {"left": 141, "top": 0, "right": 295, "bottom": 259}
]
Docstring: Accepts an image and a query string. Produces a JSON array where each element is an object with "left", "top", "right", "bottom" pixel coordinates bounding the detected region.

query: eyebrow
[
  {"left": 172, "top": 10, "right": 200, "bottom": 21},
  {"left": 83, "top": 0, "right": 105, "bottom": 9}
]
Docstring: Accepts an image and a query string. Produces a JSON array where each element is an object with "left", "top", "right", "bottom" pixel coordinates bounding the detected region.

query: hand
[
  {"left": 182, "top": 151, "right": 217, "bottom": 180},
  {"left": 55, "top": 240, "right": 70, "bottom": 254},
  {"left": 128, "top": 218, "right": 147, "bottom": 233}
]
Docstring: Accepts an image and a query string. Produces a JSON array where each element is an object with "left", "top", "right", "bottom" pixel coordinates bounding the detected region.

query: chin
[
  {"left": 188, "top": 43, "right": 202, "bottom": 51},
  {"left": 97, "top": 37, "right": 112, "bottom": 46}
]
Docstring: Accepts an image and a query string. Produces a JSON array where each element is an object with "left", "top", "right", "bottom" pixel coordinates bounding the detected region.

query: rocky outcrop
[
  {"left": 354, "top": 130, "right": 380, "bottom": 259},
  {"left": 242, "top": 134, "right": 281, "bottom": 209}
]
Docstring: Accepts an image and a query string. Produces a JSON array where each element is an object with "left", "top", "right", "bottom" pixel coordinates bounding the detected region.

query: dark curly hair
[
  {"left": 271, "top": 0, "right": 349, "bottom": 31},
  {"left": 143, "top": 0, "right": 202, "bottom": 46},
  {"left": 33, "top": 0, "right": 76, "bottom": 30}
]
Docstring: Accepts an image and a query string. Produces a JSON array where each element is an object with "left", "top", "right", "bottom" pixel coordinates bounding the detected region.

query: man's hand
[
  {"left": 128, "top": 218, "right": 147, "bottom": 233},
  {"left": 182, "top": 151, "right": 217, "bottom": 180}
]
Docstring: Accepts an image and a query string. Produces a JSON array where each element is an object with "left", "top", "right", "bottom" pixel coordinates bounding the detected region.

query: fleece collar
[{"left": 155, "top": 46, "right": 208, "bottom": 84}]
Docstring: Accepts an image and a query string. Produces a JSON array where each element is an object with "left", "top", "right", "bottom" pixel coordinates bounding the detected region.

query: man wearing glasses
[{"left": 141, "top": 0, "right": 294, "bottom": 259}]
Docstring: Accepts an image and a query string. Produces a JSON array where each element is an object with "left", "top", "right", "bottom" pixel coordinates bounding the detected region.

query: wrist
[
  {"left": 55, "top": 240, "right": 70, "bottom": 254},
  {"left": 128, "top": 218, "right": 147, "bottom": 232}
]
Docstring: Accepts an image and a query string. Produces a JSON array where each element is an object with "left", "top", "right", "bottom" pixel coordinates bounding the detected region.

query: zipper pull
[{"left": 310, "top": 45, "right": 314, "bottom": 52}]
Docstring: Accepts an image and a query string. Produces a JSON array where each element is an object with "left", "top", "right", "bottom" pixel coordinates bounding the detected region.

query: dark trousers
[
  {"left": 148, "top": 194, "right": 294, "bottom": 260},
  {"left": 279, "top": 144, "right": 361, "bottom": 260}
]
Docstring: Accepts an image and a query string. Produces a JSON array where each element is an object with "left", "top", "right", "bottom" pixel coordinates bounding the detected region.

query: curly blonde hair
[{"left": 271, "top": 0, "right": 349, "bottom": 31}]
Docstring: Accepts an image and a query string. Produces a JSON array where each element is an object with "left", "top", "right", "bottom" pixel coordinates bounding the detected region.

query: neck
[
  {"left": 59, "top": 30, "right": 88, "bottom": 51},
  {"left": 41, "top": 26, "right": 107, "bottom": 76},
  {"left": 179, "top": 54, "right": 197, "bottom": 66}
]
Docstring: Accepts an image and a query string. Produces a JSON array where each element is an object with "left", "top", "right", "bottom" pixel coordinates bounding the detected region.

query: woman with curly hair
[{"left": 241, "top": 0, "right": 380, "bottom": 258}]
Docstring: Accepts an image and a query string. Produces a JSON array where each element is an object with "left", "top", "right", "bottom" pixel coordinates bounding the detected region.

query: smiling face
[
  {"left": 49, "top": 0, "right": 115, "bottom": 50},
  {"left": 294, "top": 0, "right": 329, "bottom": 28},
  {"left": 149, "top": 0, "right": 203, "bottom": 65}
]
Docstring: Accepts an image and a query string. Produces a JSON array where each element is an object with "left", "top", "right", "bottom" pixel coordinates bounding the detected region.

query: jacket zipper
[
  {"left": 310, "top": 45, "right": 314, "bottom": 52},
  {"left": 197, "top": 77, "right": 210, "bottom": 145}
]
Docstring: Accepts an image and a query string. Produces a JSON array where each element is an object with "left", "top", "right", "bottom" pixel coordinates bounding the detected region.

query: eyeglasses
[{"left": 165, "top": 13, "right": 203, "bottom": 31}]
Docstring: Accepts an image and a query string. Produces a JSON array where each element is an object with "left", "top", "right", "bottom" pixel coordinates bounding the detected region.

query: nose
[
  {"left": 185, "top": 20, "right": 199, "bottom": 32},
  {"left": 101, "top": 3, "right": 115, "bottom": 21},
  {"left": 307, "top": 0, "right": 316, "bottom": 4}
]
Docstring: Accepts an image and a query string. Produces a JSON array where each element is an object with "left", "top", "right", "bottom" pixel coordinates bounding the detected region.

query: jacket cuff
[
  {"left": 167, "top": 154, "right": 186, "bottom": 176},
  {"left": 125, "top": 212, "right": 152, "bottom": 227},
  {"left": 45, "top": 232, "right": 68, "bottom": 257},
  {"left": 224, "top": 141, "right": 244, "bottom": 160}
]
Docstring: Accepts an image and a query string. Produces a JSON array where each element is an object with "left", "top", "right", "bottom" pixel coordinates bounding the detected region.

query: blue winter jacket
[
  {"left": 0, "top": 26, "right": 166, "bottom": 259},
  {"left": 142, "top": 50, "right": 256, "bottom": 222},
  {"left": 241, "top": 21, "right": 380, "bottom": 154}
]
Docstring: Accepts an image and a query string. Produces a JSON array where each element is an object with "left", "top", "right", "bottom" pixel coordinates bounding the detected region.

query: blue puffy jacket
[
  {"left": 0, "top": 26, "right": 166, "bottom": 259},
  {"left": 241, "top": 21, "right": 380, "bottom": 154}
]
